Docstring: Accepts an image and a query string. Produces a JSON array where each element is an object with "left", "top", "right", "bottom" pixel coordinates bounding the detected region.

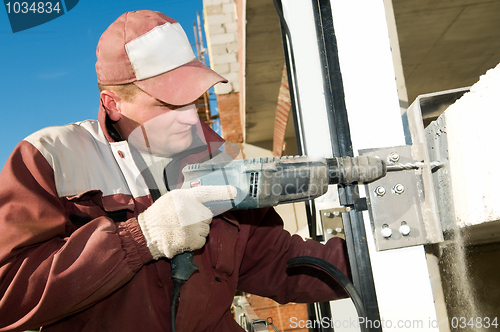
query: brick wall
[
  {"left": 246, "top": 294, "right": 309, "bottom": 332},
  {"left": 204, "top": 0, "right": 239, "bottom": 95},
  {"left": 217, "top": 92, "right": 243, "bottom": 143}
]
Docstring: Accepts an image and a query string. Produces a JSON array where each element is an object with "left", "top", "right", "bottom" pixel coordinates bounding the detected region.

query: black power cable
[{"left": 287, "top": 256, "right": 368, "bottom": 332}]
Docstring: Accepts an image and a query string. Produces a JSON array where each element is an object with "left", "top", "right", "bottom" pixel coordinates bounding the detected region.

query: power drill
[
  {"left": 169, "top": 155, "right": 387, "bottom": 331},
  {"left": 181, "top": 155, "right": 387, "bottom": 213}
]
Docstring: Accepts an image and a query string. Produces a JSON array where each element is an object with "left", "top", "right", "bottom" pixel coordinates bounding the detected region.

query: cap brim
[{"left": 133, "top": 59, "right": 228, "bottom": 105}]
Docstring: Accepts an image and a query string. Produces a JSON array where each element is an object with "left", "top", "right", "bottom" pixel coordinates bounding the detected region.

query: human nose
[{"left": 177, "top": 104, "right": 199, "bottom": 125}]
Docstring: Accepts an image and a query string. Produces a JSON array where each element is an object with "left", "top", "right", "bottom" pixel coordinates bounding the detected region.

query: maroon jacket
[{"left": 0, "top": 109, "right": 350, "bottom": 331}]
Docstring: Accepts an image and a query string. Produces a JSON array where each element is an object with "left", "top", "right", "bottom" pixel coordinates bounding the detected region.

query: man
[{"left": 0, "top": 10, "right": 350, "bottom": 332}]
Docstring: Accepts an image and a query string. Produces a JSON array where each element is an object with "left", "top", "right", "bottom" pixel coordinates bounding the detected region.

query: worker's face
[{"left": 117, "top": 90, "right": 200, "bottom": 156}]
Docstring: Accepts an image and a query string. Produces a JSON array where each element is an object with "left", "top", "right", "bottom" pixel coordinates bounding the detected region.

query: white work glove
[{"left": 138, "top": 185, "right": 237, "bottom": 259}]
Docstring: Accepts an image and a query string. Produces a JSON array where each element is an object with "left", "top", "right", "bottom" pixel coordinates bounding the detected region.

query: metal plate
[
  {"left": 360, "top": 146, "right": 428, "bottom": 251},
  {"left": 320, "top": 207, "right": 349, "bottom": 241}
]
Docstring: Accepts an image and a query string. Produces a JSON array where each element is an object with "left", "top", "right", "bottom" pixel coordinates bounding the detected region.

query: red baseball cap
[{"left": 95, "top": 10, "right": 227, "bottom": 105}]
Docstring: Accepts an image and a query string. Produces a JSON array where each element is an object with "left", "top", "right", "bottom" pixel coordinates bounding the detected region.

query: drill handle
[{"left": 171, "top": 251, "right": 199, "bottom": 283}]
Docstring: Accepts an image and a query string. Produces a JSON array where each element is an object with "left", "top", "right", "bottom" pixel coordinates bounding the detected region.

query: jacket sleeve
[
  {"left": 236, "top": 207, "right": 351, "bottom": 304},
  {"left": 0, "top": 141, "right": 152, "bottom": 331}
]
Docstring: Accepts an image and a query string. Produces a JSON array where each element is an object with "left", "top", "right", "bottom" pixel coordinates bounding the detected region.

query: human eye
[{"left": 155, "top": 102, "right": 172, "bottom": 109}]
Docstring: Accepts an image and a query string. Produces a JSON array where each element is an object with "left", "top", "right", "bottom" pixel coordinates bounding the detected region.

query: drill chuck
[{"left": 327, "top": 156, "right": 387, "bottom": 184}]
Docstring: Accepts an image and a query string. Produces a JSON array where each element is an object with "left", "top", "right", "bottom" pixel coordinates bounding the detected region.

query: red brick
[
  {"left": 245, "top": 294, "right": 309, "bottom": 331},
  {"left": 217, "top": 92, "right": 243, "bottom": 143}
]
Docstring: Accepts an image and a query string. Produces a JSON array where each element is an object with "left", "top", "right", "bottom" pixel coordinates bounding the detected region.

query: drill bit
[{"left": 386, "top": 161, "right": 443, "bottom": 172}]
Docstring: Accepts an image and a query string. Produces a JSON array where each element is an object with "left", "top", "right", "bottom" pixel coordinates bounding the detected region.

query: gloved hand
[{"left": 138, "top": 185, "right": 237, "bottom": 259}]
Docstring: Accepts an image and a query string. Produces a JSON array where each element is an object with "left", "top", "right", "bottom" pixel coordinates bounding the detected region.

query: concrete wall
[{"left": 423, "top": 63, "right": 500, "bottom": 330}]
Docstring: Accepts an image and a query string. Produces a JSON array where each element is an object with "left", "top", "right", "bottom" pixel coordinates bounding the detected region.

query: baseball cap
[{"left": 95, "top": 10, "right": 227, "bottom": 105}]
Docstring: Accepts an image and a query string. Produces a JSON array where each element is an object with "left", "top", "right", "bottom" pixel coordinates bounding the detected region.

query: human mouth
[{"left": 174, "top": 128, "right": 192, "bottom": 136}]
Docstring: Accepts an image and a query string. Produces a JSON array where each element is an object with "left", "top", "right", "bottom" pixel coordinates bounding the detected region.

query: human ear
[{"left": 100, "top": 90, "right": 122, "bottom": 122}]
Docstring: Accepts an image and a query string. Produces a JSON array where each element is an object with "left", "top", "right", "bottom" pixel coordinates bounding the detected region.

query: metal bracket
[
  {"left": 320, "top": 207, "right": 350, "bottom": 242},
  {"left": 359, "top": 145, "right": 443, "bottom": 251}
]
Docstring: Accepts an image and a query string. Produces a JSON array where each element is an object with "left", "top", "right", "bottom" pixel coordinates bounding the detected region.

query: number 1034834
[
  {"left": 446, "top": 317, "right": 498, "bottom": 329},
  {"left": 5, "top": 2, "right": 61, "bottom": 14}
]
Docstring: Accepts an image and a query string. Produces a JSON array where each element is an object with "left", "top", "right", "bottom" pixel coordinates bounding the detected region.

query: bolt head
[
  {"left": 381, "top": 227, "right": 392, "bottom": 238},
  {"left": 400, "top": 224, "right": 411, "bottom": 236},
  {"left": 323, "top": 212, "right": 333, "bottom": 218}
]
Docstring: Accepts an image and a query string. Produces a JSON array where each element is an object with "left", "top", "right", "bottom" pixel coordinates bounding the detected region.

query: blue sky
[{"left": 0, "top": 0, "right": 214, "bottom": 168}]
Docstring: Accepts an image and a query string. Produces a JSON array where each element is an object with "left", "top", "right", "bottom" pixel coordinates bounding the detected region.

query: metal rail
[{"left": 232, "top": 296, "right": 269, "bottom": 332}]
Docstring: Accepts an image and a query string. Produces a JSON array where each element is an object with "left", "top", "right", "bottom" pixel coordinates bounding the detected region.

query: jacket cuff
[{"left": 117, "top": 218, "right": 154, "bottom": 271}]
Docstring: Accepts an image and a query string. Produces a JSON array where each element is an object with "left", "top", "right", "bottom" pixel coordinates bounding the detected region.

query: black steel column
[
  {"left": 273, "top": 0, "right": 382, "bottom": 330},
  {"left": 310, "top": 0, "right": 381, "bottom": 330}
]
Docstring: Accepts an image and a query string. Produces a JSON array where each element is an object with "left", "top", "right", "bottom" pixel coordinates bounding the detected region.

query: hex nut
[
  {"left": 393, "top": 183, "right": 405, "bottom": 195},
  {"left": 375, "top": 186, "right": 386, "bottom": 196},
  {"left": 389, "top": 152, "right": 400, "bottom": 163}
]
